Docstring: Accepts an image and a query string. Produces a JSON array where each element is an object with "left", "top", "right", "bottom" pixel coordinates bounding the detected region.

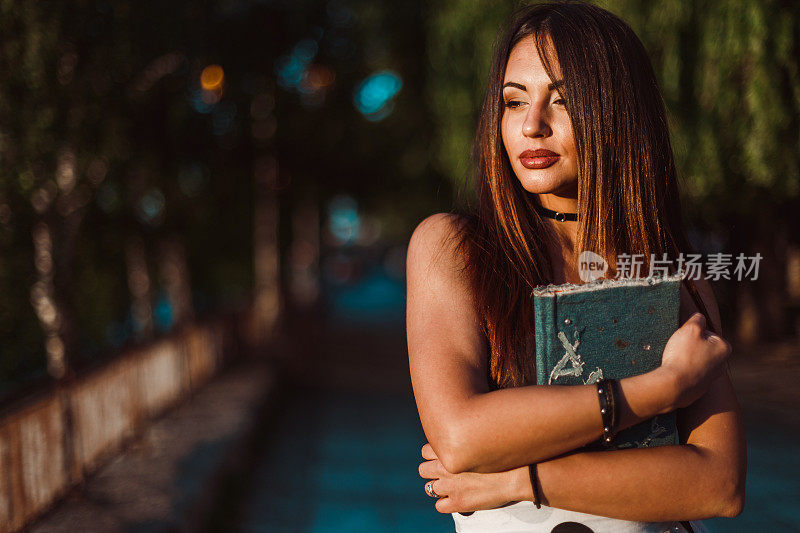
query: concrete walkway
[{"left": 27, "top": 360, "right": 276, "bottom": 533}]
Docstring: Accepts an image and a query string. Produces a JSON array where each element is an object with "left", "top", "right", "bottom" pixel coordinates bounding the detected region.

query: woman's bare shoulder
[{"left": 406, "top": 212, "right": 470, "bottom": 275}]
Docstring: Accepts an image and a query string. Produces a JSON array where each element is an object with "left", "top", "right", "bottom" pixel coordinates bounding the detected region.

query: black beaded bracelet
[
  {"left": 528, "top": 463, "right": 542, "bottom": 509},
  {"left": 596, "top": 378, "right": 619, "bottom": 446}
]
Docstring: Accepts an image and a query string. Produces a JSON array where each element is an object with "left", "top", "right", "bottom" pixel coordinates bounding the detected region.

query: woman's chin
[{"left": 516, "top": 175, "right": 578, "bottom": 196}]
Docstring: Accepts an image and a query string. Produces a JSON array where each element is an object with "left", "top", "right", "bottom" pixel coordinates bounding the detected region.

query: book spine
[{"left": 533, "top": 295, "right": 556, "bottom": 385}]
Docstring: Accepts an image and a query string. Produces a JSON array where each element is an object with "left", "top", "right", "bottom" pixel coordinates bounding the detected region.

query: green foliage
[
  {"left": 600, "top": 0, "right": 800, "bottom": 222},
  {"left": 425, "top": 0, "right": 512, "bottom": 190}
]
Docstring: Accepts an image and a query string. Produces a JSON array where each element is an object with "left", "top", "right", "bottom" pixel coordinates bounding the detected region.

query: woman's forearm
[
  {"left": 442, "top": 368, "right": 676, "bottom": 473},
  {"left": 511, "top": 444, "right": 743, "bottom": 521}
]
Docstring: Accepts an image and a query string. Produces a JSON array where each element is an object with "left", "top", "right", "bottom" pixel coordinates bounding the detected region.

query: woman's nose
[{"left": 522, "top": 107, "right": 551, "bottom": 138}]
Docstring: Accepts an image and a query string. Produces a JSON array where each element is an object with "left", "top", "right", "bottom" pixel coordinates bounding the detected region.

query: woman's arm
[
  {"left": 424, "top": 368, "right": 677, "bottom": 473},
  {"left": 419, "top": 278, "right": 746, "bottom": 520},
  {"left": 408, "top": 213, "right": 728, "bottom": 474},
  {"left": 518, "top": 366, "right": 745, "bottom": 521},
  {"left": 533, "top": 375, "right": 744, "bottom": 520},
  {"left": 421, "top": 374, "right": 745, "bottom": 520}
]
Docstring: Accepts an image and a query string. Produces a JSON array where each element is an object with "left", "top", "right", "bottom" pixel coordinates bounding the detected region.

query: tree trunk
[
  {"left": 730, "top": 213, "right": 790, "bottom": 345},
  {"left": 158, "top": 236, "right": 193, "bottom": 326},
  {"left": 30, "top": 221, "right": 69, "bottom": 379},
  {"left": 253, "top": 154, "right": 281, "bottom": 344},
  {"left": 125, "top": 235, "right": 153, "bottom": 338},
  {"left": 289, "top": 194, "right": 320, "bottom": 310}
]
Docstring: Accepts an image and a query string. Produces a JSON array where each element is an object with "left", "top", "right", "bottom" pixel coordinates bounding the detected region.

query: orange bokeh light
[
  {"left": 305, "top": 64, "right": 335, "bottom": 90},
  {"left": 200, "top": 65, "right": 224, "bottom": 91}
]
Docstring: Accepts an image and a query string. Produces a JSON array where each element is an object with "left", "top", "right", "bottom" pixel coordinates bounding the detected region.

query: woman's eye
[
  {"left": 553, "top": 98, "right": 566, "bottom": 106},
  {"left": 504, "top": 100, "right": 524, "bottom": 109}
]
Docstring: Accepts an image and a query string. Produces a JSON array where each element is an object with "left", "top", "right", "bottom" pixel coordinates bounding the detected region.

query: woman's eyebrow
[
  {"left": 502, "top": 81, "right": 527, "bottom": 91},
  {"left": 502, "top": 80, "right": 564, "bottom": 91}
]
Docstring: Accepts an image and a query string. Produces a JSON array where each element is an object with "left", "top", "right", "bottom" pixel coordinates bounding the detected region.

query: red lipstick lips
[{"left": 519, "top": 149, "right": 559, "bottom": 169}]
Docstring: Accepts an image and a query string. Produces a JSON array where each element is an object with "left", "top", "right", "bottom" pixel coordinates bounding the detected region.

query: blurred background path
[
  {"left": 222, "top": 326, "right": 800, "bottom": 533},
  {"left": 223, "top": 277, "right": 800, "bottom": 533}
]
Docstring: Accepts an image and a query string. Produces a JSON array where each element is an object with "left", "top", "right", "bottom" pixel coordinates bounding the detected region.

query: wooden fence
[{"left": 0, "top": 312, "right": 249, "bottom": 533}]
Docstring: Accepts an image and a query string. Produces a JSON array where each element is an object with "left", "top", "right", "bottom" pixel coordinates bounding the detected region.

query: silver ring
[{"left": 424, "top": 480, "right": 441, "bottom": 498}]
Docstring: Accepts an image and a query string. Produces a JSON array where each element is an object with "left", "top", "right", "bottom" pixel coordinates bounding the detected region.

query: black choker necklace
[{"left": 534, "top": 203, "right": 579, "bottom": 222}]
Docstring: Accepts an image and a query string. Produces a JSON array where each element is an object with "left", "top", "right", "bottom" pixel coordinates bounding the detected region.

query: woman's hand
[
  {"left": 657, "top": 312, "right": 731, "bottom": 412},
  {"left": 418, "top": 442, "right": 530, "bottom": 514}
]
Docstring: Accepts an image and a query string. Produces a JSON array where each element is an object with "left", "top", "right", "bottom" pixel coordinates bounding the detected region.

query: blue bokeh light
[
  {"left": 276, "top": 39, "right": 319, "bottom": 90},
  {"left": 154, "top": 293, "right": 174, "bottom": 332},
  {"left": 137, "top": 188, "right": 165, "bottom": 226},
  {"left": 328, "top": 195, "right": 360, "bottom": 244},
  {"left": 189, "top": 87, "right": 215, "bottom": 114},
  {"left": 353, "top": 70, "right": 402, "bottom": 121}
]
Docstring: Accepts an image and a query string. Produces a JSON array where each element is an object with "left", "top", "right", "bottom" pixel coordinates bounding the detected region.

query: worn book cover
[{"left": 532, "top": 271, "right": 684, "bottom": 450}]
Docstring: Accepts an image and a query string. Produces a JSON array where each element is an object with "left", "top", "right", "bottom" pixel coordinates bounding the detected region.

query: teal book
[{"left": 532, "top": 271, "right": 684, "bottom": 450}]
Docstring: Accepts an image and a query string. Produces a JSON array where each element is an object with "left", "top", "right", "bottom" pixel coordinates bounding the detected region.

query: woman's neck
[
  {"left": 537, "top": 194, "right": 579, "bottom": 251},
  {"left": 537, "top": 193, "right": 578, "bottom": 216},
  {"left": 535, "top": 192, "right": 581, "bottom": 283}
]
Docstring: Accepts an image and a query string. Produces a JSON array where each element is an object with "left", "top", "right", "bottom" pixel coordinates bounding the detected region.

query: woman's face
[{"left": 501, "top": 35, "right": 578, "bottom": 197}]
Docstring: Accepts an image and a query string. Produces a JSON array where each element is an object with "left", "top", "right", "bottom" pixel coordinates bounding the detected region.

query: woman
[{"left": 406, "top": 2, "right": 746, "bottom": 532}]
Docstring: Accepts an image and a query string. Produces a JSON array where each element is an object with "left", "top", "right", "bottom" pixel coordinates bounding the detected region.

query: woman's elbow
[
  {"left": 690, "top": 439, "right": 746, "bottom": 518},
  {"left": 433, "top": 442, "right": 470, "bottom": 474},
  {"left": 716, "top": 462, "right": 746, "bottom": 518},
  {"left": 718, "top": 491, "right": 745, "bottom": 518},
  {"left": 430, "top": 424, "right": 476, "bottom": 474},
  {"left": 718, "top": 480, "right": 745, "bottom": 518},
  {"left": 436, "top": 446, "right": 465, "bottom": 474}
]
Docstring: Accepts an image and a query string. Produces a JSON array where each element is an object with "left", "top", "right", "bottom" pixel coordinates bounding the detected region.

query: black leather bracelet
[
  {"left": 596, "top": 378, "right": 619, "bottom": 446},
  {"left": 528, "top": 463, "right": 542, "bottom": 509}
]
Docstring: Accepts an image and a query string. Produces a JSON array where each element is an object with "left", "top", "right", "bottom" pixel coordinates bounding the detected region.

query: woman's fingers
[
  {"left": 435, "top": 496, "right": 454, "bottom": 514},
  {"left": 425, "top": 478, "right": 449, "bottom": 498},
  {"left": 419, "top": 459, "right": 453, "bottom": 504},
  {"left": 418, "top": 459, "right": 433, "bottom": 478},
  {"left": 418, "top": 458, "right": 446, "bottom": 479},
  {"left": 421, "top": 442, "right": 437, "bottom": 460}
]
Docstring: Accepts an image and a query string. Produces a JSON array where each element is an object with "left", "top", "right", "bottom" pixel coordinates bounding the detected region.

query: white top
[{"left": 452, "top": 501, "right": 709, "bottom": 533}]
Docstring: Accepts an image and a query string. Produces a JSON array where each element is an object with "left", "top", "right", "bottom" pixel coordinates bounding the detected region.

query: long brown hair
[{"left": 450, "top": 1, "right": 714, "bottom": 389}]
